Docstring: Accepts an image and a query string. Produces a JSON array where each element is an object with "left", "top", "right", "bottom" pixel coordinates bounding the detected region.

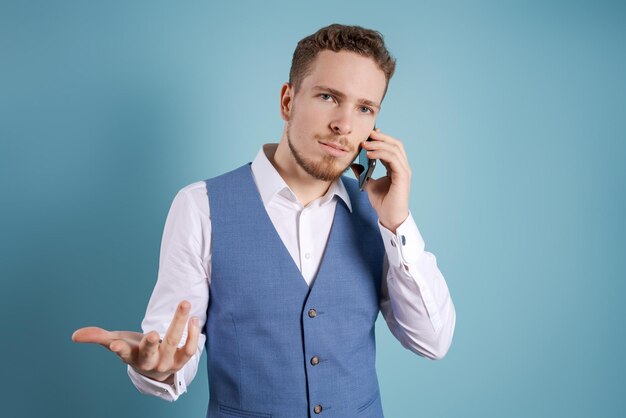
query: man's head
[{"left": 278, "top": 24, "right": 396, "bottom": 183}]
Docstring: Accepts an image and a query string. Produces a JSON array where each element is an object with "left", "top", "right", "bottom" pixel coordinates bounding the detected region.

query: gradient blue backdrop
[{"left": 1, "top": 1, "right": 625, "bottom": 417}]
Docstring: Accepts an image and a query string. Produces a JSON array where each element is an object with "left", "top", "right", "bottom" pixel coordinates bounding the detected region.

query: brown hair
[{"left": 289, "top": 23, "right": 396, "bottom": 99}]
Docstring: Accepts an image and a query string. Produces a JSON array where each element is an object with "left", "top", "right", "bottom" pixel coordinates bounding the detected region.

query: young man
[{"left": 73, "top": 24, "right": 456, "bottom": 417}]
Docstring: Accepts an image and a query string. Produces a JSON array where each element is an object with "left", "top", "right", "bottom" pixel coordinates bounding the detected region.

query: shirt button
[
  {"left": 305, "top": 252, "right": 311, "bottom": 259},
  {"left": 401, "top": 235, "right": 406, "bottom": 245},
  {"left": 390, "top": 239, "right": 396, "bottom": 247},
  {"left": 308, "top": 308, "right": 317, "bottom": 318},
  {"left": 310, "top": 356, "right": 319, "bottom": 366},
  {"left": 314, "top": 404, "right": 323, "bottom": 414}
]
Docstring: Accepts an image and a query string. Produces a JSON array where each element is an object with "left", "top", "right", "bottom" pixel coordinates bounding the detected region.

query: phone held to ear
[{"left": 358, "top": 135, "right": 376, "bottom": 191}]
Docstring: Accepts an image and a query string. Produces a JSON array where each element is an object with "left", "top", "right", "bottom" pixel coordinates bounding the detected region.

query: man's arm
[
  {"left": 352, "top": 128, "right": 455, "bottom": 359},
  {"left": 378, "top": 211, "right": 456, "bottom": 359},
  {"left": 127, "top": 184, "right": 211, "bottom": 401}
]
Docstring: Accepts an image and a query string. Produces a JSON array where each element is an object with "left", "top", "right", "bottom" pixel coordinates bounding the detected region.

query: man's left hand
[{"left": 351, "top": 128, "right": 411, "bottom": 234}]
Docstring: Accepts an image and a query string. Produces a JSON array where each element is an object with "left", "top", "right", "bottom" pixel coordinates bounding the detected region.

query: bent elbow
[
  {"left": 416, "top": 310, "right": 456, "bottom": 360},
  {"left": 429, "top": 308, "right": 456, "bottom": 360},
  {"left": 426, "top": 340, "right": 451, "bottom": 360},
  {"left": 404, "top": 334, "right": 452, "bottom": 360}
]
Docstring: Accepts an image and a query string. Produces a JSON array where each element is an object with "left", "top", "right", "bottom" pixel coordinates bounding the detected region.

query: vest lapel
[{"left": 242, "top": 164, "right": 312, "bottom": 292}]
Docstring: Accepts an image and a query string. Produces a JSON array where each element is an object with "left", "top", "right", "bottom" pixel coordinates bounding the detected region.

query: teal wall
[{"left": 1, "top": 1, "right": 624, "bottom": 417}]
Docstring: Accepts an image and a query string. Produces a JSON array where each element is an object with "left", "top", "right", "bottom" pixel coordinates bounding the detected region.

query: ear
[{"left": 279, "top": 82, "right": 293, "bottom": 122}]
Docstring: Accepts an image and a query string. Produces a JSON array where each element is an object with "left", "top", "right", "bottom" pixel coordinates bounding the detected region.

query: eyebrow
[{"left": 312, "top": 85, "right": 381, "bottom": 110}]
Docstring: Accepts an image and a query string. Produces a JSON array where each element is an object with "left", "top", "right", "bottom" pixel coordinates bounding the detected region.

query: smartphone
[{"left": 358, "top": 136, "right": 376, "bottom": 191}]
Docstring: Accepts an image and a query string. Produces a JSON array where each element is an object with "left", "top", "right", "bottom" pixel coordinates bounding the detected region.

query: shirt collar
[{"left": 250, "top": 143, "right": 352, "bottom": 212}]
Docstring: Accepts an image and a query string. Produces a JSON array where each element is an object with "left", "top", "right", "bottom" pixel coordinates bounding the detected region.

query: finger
[
  {"left": 175, "top": 317, "right": 200, "bottom": 368},
  {"left": 160, "top": 301, "right": 191, "bottom": 359},
  {"left": 137, "top": 331, "right": 161, "bottom": 369},
  {"left": 109, "top": 339, "right": 133, "bottom": 364},
  {"left": 368, "top": 128, "right": 400, "bottom": 144},
  {"left": 362, "top": 136, "right": 405, "bottom": 158},
  {"left": 369, "top": 131, "right": 409, "bottom": 156},
  {"left": 365, "top": 144, "right": 408, "bottom": 170},
  {"left": 363, "top": 138, "right": 410, "bottom": 170},
  {"left": 72, "top": 327, "right": 116, "bottom": 348},
  {"left": 365, "top": 148, "right": 410, "bottom": 179}
]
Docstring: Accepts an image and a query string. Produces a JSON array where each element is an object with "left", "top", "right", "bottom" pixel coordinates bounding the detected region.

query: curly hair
[{"left": 289, "top": 23, "right": 396, "bottom": 99}]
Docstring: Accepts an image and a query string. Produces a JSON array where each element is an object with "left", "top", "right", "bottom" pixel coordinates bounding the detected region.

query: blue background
[{"left": 1, "top": 1, "right": 625, "bottom": 417}]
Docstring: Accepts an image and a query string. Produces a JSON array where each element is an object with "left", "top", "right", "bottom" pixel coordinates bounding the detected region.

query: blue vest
[{"left": 204, "top": 163, "right": 385, "bottom": 417}]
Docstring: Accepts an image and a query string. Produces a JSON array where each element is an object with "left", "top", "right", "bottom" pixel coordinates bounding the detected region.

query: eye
[
  {"left": 359, "top": 106, "right": 373, "bottom": 114},
  {"left": 320, "top": 93, "right": 333, "bottom": 101}
]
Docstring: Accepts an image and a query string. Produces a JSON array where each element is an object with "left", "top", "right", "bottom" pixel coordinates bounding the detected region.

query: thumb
[{"left": 72, "top": 326, "right": 115, "bottom": 348}]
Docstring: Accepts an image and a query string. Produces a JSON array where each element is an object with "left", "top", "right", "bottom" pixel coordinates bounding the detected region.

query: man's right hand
[{"left": 71, "top": 300, "right": 199, "bottom": 383}]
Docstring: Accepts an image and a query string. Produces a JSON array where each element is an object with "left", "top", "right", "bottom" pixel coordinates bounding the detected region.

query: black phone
[{"left": 358, "top": 136, "right": 376, "bottom": 191}]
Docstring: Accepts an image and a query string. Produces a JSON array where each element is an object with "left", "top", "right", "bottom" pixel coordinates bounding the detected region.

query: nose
[{"left": 329, "top": 106, "right": 352, "bottom": 136}]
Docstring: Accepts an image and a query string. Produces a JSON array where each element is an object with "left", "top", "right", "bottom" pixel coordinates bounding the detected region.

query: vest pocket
[
  {"left": 357, "top": 389, "right": 380, "bottom": 414},
  {"left": 218, "top": 402, "right": 272, "bottom": 418}
]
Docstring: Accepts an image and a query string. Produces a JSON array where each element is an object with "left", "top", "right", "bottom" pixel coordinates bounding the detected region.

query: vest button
[
  {"left": 308, "top": 309, "right": 317, "bottom": 318},
  {"left": 314, "top": 404, "right": 323, "bottom": 414}
]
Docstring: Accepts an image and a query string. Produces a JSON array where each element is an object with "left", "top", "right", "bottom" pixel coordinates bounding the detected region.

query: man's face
[{"left": 283, "top": 50, "right": 387, "bottom": 182}]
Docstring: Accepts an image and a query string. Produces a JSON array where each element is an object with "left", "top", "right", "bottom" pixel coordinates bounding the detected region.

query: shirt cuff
[
  {"left": 378, "top": 210, "right": 425, "bottom": 267},
  {"left": 127, "top": 364, "right": 186, "bottom": 402}
]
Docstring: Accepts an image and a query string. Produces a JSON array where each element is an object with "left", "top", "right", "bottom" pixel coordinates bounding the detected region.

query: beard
[{"left": 286, "top": 124, "right": 358, "bottom": 182}]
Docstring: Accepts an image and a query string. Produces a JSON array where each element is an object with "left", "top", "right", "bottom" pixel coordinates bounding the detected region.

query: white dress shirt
[{"left": 127, "top": 143, "right": 456, "bottom": 401}]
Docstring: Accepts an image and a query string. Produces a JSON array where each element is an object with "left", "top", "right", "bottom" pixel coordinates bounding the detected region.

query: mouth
[
  {"left": 318, "top": 141, "right": 348, "bottom": 152},
  {"left": 319, "top": 141, "right": 349, "bottom": 157}
]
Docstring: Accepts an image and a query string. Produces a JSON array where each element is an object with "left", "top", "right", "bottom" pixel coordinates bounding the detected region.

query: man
[{"left": 73, "top": 23, "right": 456, "bottom": 417}]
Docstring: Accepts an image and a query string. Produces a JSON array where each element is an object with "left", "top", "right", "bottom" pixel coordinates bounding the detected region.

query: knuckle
[
  {"left": 164, "top": 336, "right": 178, "bottom": 346},
  {"left": 139, "top": 348, "right": 154, "bottom": 360},
  {"left": 182, "top": 345, "right": 194, "bottom": 357},
  {"left": 171, "top": 361, "right": 183, "bottom": 373},
  {"left": 134, "top": 360, "right": 150, "bottom": 371},
  {"left": 146, "top": 331, "right": 160, "bottom": 344},
  {"left": 155, "top": 363, "right": 170, "bottom": 374}
]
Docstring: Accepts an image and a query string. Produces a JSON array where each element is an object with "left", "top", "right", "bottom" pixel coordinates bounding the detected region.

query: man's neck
[{"left": 266, "top": 142, "right": 333, "bottom": 207}]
